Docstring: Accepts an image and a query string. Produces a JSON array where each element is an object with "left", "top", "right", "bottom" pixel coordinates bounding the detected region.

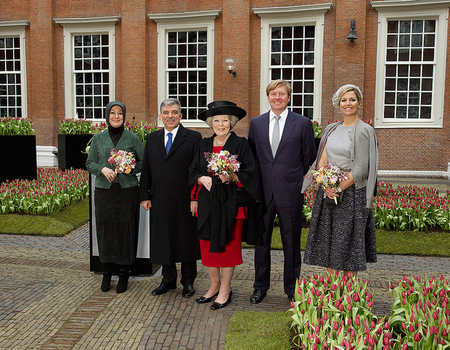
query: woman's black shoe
[
  {"left": 210, "top": 291, "right": 233, "bottom": 310},
  {"left": 101, "top": 271, "right": 112, "bottom": 292},
  {"left": 116, "top": 269, "right": 129, "bottom": 293},
  {"left": 195, "top": 292, "right": 219, "bottom": 304}
]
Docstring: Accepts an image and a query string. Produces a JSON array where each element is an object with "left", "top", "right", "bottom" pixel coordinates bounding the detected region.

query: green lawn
[
  {"left": 0, "top": 198, "right": 89, "bottom": 236},
  {"left": 225, "top": 311, "right": 292, "bottom": 350}
]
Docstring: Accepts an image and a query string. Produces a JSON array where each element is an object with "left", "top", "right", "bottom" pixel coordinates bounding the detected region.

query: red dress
[{"left": 192, "top": 146, "right": 247, "bottom": 267}]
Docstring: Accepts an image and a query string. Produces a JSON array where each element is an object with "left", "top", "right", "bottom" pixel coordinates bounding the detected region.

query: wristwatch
[{"left": 336, "top": 186, "right": 342, "bottom": 193}]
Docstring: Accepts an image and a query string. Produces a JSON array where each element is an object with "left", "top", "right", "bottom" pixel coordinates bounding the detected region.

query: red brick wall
[{"left": 1, "top": 0, "right": 449, "bottom": 173}]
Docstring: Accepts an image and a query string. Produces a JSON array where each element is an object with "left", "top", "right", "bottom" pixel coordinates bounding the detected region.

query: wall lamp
[
  {"left": 347, "top": 20, "right": 358, "bottom": 42},
  {"left": 224, "top": 57, "right": 237, "bottom": 77}
]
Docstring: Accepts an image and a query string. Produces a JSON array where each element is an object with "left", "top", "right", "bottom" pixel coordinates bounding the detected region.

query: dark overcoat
[{"left": 139, "top": 124, "right": 201, "bottom": 265}]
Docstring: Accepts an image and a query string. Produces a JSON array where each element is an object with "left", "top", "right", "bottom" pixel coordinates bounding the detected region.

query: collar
[
  {"left": 164, "top": 125, "right": 180, "bottom": 139},
  {"left": 269, "top": 108, "right": 288, "bottom": 122}
]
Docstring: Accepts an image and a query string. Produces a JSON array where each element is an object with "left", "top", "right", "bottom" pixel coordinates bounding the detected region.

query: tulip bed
[
  {"left": 303, "top": 182, "right": 450, "bottom": 231},
  {"left": 0, "top": 117, "right": 34, "bottom": 135},
  {"left": 288, "top": 273, "right": 450, "bottom": 349},
  {"left": 0, "top": 168, "right": 89, "bottom": 214},
  {"left": 59, "top": 119, "right": 157, "bottom": 147}
]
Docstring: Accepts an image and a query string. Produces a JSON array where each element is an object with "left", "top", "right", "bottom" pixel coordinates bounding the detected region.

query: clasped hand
[{"left": 324, "top": 186, "right": 339, "bottom": 200}]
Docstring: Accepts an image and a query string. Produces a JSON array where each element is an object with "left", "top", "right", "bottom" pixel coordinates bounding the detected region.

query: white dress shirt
[
  {"left": 164, "top": 125, "right": 179, "bottom": 147},
  {"left": 269, "top": 108, "right": 288, "bottom": 146}
]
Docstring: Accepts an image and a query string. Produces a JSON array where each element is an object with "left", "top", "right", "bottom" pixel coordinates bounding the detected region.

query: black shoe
[
  {"left": 182, "top": 283, "right": 195, "bottom": 298},
  {"left": 101, "top": 271, "right": 112, "bottom": 292},
  {"left": 195, "top": 292, "right": 219, "bottom": 304},
  {"left": 151, "top": 281, "right": 176, "bottom": 296},
  {"left": 250, "top": 289, "right": 267, "bottom": 304},
  {"left": 210, "top": 291, "right": 233, "bottom": 310},
  {"left": 116, "top": 269, "right": 129, "bottom": 294}
]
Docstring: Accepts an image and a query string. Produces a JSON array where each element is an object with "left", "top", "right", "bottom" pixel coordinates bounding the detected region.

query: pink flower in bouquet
[
  {"left": 311, "top": 163, "right": 349, "bottom": 204},
  {"left": 108, "top": 148, "right": 136, "bottom": 174},
  {"left": 204, "top": 150, "right": 240, "bottom": 183}
]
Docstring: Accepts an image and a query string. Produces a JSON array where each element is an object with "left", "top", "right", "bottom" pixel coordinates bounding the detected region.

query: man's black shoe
[
  {"left": 250, "top": 289, "right": 267, "bottom": 304},
  {"left": 182, "top": 283, "right": 195, "bottom": 298},
  {"left": 151, "top": 281, "right": 176, "bottom": 295}
]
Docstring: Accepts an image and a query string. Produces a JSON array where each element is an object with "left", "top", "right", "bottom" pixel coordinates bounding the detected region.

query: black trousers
[
  {"left": 161, "top": 261, "right": 197, "bottom": 286},
  {"left": 253, "top": 197, "right": 303, "bottom": 296}
]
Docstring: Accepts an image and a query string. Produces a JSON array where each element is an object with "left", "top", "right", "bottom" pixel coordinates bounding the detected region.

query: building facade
[{"left": 1, "top": 0, "right": 449, "bottom": 177}]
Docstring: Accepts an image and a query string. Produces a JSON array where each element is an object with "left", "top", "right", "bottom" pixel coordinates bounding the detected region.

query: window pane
[
  {"left": 269, "top": 24, "right": 316, "bottom": 118},
  {"left": 73, "top": 33, "right": 111, "bottom": 119},
  {"left": 383, "top": 19, "right": 437, "bottom": 120},
  {"left": 166, "top": 30, "right": 208, "bottom": 120},
  {"left": 0, "top": 35, "right": 22, "bottom": 118}
]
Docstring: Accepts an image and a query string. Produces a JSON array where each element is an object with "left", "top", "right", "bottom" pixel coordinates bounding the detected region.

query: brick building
[{"left": 1, "top": 0, "right": 449, "bottom": 177}]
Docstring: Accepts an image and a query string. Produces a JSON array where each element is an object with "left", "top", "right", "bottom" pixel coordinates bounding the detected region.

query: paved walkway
[
  {"left": 1, "top": 223, "right": 450, "bottom": 350},
  {"left": 0, "top": 176, "right": 449, "bottom": 349}
]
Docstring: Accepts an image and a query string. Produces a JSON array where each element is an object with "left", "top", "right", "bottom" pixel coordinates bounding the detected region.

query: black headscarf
[{"left": 105, "top": 101, "right": 126, "bottom": 146}]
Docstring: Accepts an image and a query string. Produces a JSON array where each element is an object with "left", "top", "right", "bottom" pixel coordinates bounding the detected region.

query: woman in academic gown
[{"left": 189, "top": 101, "right": 264, "bottom": 309}]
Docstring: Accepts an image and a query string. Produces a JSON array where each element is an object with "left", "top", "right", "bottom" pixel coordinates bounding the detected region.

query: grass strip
[
  {"left": 243, "top": 227, "right": 450, "bottom": 257},
  {"left": 225, "top": 311, "right": 291, "bottom": 350},
  {"left": 0, "top": 198, "right": 89, "bottom": 236}
]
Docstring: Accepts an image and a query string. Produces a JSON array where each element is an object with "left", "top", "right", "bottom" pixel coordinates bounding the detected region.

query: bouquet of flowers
[
  {"left": 204, "top": 150, "right": 240, "bottom": 183},
  {"left": 108, "top": 149, "right": 136, "bottom": 174},
  {"left": 311, "top": 163, "right": 349, "bottom": 204}
]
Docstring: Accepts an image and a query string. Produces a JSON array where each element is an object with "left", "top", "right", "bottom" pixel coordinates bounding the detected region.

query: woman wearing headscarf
[
  {"left": 86, "top": 101, "right": 144, "bottom": 293},
  {"left": 301, "top": 84, "right": 378, "bottom": 277},
  {"left": 189, "top": 101, "right": 264, "bottom": 310}
]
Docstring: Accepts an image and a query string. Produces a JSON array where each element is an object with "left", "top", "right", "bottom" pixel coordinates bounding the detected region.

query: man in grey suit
[
  {"left": 139, "top": 98, "right": 201, "bottom": 298},
  {"left": 248, "top": 79, "right": 316, "bottom": 303}
]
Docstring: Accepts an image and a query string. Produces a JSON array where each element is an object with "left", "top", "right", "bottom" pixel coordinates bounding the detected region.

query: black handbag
[{"left": 236, "top": 187, "right": 259, "bottom": 207}]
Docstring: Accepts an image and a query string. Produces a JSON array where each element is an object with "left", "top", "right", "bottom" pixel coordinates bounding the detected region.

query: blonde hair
[
  {"left": 205, "top": 115, "right": 239, "bottom": 129},
  {"left": 332, "top": 84, "right": 363, "bottom": 108},
  {"left": 266, "top": 79, "right": 292, "bottom": 97}
]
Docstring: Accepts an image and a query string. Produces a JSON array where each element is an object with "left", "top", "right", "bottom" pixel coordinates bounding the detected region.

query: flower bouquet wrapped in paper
[
  {"left": 108, "top": 149, "right": 136, "bottom": 174},
  {"left": 311, "top": 163, "right": 349, "bottom": 205}
]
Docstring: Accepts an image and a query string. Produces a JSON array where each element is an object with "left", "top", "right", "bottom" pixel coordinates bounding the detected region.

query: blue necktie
[{"left": 166, "top": 132, "right": 172, "bottom": 154}]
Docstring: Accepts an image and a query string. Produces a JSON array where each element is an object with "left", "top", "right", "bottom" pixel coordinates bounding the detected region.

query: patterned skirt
[{"left": 303, "top": 185, "right": 377, "bottom": 271}]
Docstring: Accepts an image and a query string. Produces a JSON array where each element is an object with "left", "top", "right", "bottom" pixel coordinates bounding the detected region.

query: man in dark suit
[
  {"left": 248, "top": 79, "right": 316, "bottom": 303},
  {"left": 139, "top": 98, "right": 201, "bottom": 298}
]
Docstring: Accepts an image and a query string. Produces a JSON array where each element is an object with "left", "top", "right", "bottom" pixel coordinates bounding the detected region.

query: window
[
  {"left": 149, "top": 10, "right": 220, "bottom": 128},
  {"left": 270, "top": 25, "right": 315, "bottom": 119},
  {"left": 73, "top": 34, "right": 110, "bottom": 119},
  {"left": 372, "top": 2, "right": 449, "bottom": 128},
  {"left": 0, "top": 22, "right": 28, "bottom": 118},
  {"left": 55, "top": 17, "right": 119, "bottom": 120},
  {"left": 254, "top": 4, "right": 331, "bottom": 122},
  {"left": 167, "top": 30, "right": 207, "bottom": 120}
]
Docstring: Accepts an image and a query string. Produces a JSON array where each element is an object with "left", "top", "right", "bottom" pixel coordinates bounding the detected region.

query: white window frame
[
  {"left": 55, "top": 17, "right": 119, "bottom": 120},
  {"left": 254, "top": 4, "right": 332, "bottom": 124},
  {"left": 149, "top": 10, "right": 220, "bottom": 128},
  {"left": 372, "top": 0, "right": 450, "bottom": 129},
  {"left": 0, "top": 21, "right": 29, "bottom": 118}
]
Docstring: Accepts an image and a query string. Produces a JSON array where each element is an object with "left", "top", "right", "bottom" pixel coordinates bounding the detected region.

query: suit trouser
[
  {"left": 161, "top": 261, "right": 197, "bottom": 286},
  {"left": 253, "top": 197, "right": 303, "bottom": 296}
]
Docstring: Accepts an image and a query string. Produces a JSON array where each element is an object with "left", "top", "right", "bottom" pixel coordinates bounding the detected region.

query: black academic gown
[{"left": 189, "top": 132, "right": 264, "bottom": 252}]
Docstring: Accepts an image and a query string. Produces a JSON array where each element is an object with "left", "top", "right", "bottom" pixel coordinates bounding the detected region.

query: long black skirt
[
  {"left": 95, "top": 184, "right": 139, "bottom": 266},
  {"left": 304, "top": 185, "right": 377, "bottom": 271}
]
